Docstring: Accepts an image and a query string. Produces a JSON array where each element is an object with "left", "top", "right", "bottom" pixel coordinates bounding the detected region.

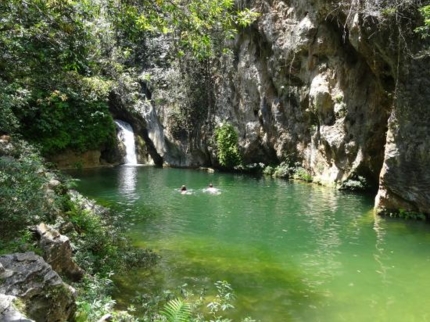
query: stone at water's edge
[{"left": 0, "top": 252, "right": 76, "bottom": 322}]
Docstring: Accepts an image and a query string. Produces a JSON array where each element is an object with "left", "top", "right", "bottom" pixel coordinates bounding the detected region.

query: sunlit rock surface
[{"left": 0, "top": 252, "right": 76, "bottom": 322}]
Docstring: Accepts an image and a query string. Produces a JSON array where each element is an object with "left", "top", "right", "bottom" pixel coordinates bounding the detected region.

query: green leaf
[{"left": 161, "top": 298, "right": 191, "bottom": 322}]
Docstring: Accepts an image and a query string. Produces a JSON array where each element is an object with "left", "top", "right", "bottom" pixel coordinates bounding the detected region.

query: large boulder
[{"left": 0, "top": 252, "right": 76, "bottom": 322}]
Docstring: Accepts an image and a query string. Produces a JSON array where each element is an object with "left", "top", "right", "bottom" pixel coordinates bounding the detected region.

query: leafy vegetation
[
  {"left": 215, "top": 123, "right": 242, "bottom": 169},
  {"left": 339, "top": 175, "right": 372, "bottom": 192},
  {"left": 0, "top": 0, "right": 117, "bottom": 154},
  {"left": 113, "top": 0, "right": 259, "bottom": 60},
  {"left": 0, "top": 0, "right": 258, "bottom": 157},
  {"left": 0, "top": 139, "right": 62, "bottom": 239},
  {"left": 161, "top": 298, "right": 192, "bottom": 322},
  {"left": 293, "top": 167, "right": 313, "bottom": 183},
  {"left": 389, "top": 208, "right": 427, "bottom": 221},
  {"left": 263, "top": 160, "right": 313, "bottom": 182},
  {"left": 0, "top": 1, "right": 261, "bottom": 320},
  {"left": 415, "top": 5, "right": 430, "bottom": 38},
  {"left": 129, "top": 280, "right": 255, "bottom": 322},
  {"left": 0, "top": 138, "right": 160, "bottom": 321}
]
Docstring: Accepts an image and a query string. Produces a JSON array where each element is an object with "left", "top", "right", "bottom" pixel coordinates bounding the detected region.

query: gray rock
[
  {"left": 35, "top": 223, "right": 84, "bottom": 281},
  {"left": 0, "top": 252, "right": 76, "bottom": 322},
  {"left": 0, "top": 294, "right": 34, "bottom": 322}
]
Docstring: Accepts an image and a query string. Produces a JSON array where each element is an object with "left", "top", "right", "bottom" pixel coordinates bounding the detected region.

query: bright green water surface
[{"left": 70, "top": 166, "right": 430, "bottom": 322}]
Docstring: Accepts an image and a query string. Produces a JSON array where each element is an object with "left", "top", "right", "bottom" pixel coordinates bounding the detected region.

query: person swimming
[
  {"left": 204, "top": 183, "right": 220, "bottom": 194},
  {"left": 180, "top": 185, "right": 194, "bottom": 195}
]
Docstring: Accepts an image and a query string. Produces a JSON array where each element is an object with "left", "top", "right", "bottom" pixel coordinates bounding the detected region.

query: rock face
[
  {"left": 213, "top": 1, "right": 390, "bottom": 190},
  {"left": 0, "top": 293, "right": 34, "bottom": 322},
  {"left": 0, "top": 252, "right": 76, "bottom": 322},
  {"left": 45, "top": 1, "right": 428, "bottom": 215},
  {"left": 35, "top": 223, "right": 85, "bottom": 282},
  {"left": 47, "top": 149, "right": 109, "bottom": 169},
  {"left": 133, "top": 0, "right": 429, "bottom": 215}
]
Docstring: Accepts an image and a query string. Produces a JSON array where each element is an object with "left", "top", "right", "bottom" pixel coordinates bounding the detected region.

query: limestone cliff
[
  {"left": 136, "top": 0, "right": 428, "bottom": 216},
  {"left": 76, "top": 0, "right": 428, "bottom": 216}
]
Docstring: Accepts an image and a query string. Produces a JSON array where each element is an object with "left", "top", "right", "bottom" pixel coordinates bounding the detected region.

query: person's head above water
[
  {"left": 181, "top": 185, "right": 187, "bottom": 191},
  {"left": 209, "top": 183, "right": 213, "bottom": 188}
]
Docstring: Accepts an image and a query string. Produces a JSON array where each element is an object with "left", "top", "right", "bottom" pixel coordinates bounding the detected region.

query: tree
[
  {"left": 0, "top": 0, "right": 115, "bottom": 154},
  {"left": 0, "top": 0, "right": 259, "bottom": 155},
  {"left": 108, "top": 0, "right": 259, "bottom": 60}
]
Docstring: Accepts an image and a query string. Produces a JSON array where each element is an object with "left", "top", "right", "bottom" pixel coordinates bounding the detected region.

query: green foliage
[
  {"left": 161, "top": 298, "right": 192, "bottom": 322},
  {"left": 0, "top": 0, "right": 117, "bottom": 154},
  {"left": 293, "top": 167, "right": 313, "bottom": 182},
  {"left": 272, "top": 162, "right": 292, "bottom": 179},
  {"left": 0, "top": 80, "right": 26, "bottom": 134},
  {"left": 131, "top": 280, "right": 252, "bottom": 322},
  {"left": 381, "top": 7, "right": 397, "bottom": 17},
  {"left": 215, "top": 123, "right": 242, "bottom": 169},
  {"left": 14, "top": 73, "right": 116, "bottom": 155},
  {"left": 113, "top": 0, "right": 259, "bottom": 60},
  {"left": 0, "top": 229, "right": 40, "bottom": 256},
  {"left": 263, "top": 162, "right": 292, "bottom": 179},
  {"left": 0, "top": 140, "right": 62, "bottom": 238},
  {"left": 340, "top": 175, "right": 371, "bottom": 192},
  {"left": 75, "top": 274, "right": 120, "bottom": 322},
  {"left": 415, "top": 5, "right": 430, "bottom": 38},
  {"left": 389, "top": 209, "right": 427, "bottom": 220},
  {"left": 65, "top": 199, "right": 158, "bottom": 275},
  {"left": 207, "top": 280, "right": 235, "bottom": 319},
  {"left": 262, "top": 165, "right": 275, "bottom": 176}
]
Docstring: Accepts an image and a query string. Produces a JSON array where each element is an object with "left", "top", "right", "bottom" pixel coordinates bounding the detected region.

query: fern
[{"left": 161, "top": 298, "right": 191, "bottom": 322}]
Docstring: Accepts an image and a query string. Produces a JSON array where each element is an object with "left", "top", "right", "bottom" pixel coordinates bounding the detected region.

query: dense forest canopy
[{"left": 0, "top": 0, "right": 258, "bottom": 155}]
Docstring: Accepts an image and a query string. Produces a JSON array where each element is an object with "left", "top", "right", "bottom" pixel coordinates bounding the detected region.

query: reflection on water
[
  {"left": 118, "top": 165, "right": 138, "bottom": 201},
  {"left": 70, "top": 167, "right": 430, "bottom": 322}
]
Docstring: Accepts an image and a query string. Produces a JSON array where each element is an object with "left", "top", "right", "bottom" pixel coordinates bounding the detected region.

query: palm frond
[{"left": 161, "top": 298, "right": 191, "bottom": 322}]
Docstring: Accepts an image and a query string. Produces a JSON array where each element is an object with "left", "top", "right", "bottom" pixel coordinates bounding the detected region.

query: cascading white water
[{"left": 115, "top": 120, "right": 138, "bottom": 165}]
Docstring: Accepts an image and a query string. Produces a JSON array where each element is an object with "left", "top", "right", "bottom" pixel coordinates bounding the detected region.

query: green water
[{"left": 69, "top": 166, "right": 430, "bottom": 322}]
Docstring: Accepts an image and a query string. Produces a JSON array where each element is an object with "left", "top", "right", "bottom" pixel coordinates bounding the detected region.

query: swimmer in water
[
  {"left": 180, "top": 185, "right": 187, "bottom": 194},
  {"left": 205, "top": 183, "right": 220, "bottom": 194}
]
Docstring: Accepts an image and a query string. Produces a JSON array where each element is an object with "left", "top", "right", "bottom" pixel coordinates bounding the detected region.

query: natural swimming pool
[{"left": 69, "top": 165, "right": 430, "bottom": 322}]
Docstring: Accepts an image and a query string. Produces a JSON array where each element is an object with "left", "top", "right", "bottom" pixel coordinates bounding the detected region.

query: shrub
[
  {"left": 293, "top": 167, "right": 313, "bottom": 182},
  {"left": 214, "top": 123, "right": 242, "bottom": 169},
  {"left": 0, "top": 140, "right": 62, "bottom": 239},
  {"left": 263, "top": 165, "right": 275, "bottom": 176},
  {"left": 339, "top": 175, "right": 371, "bottom": 192},
  {"left": 272, "top": 162, "right": 292, "bottom": 179}
]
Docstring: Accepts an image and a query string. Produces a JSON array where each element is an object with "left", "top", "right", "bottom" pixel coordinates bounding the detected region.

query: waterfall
[{"left": 115, "top": 120, "right": 138, "bottom": 165}]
